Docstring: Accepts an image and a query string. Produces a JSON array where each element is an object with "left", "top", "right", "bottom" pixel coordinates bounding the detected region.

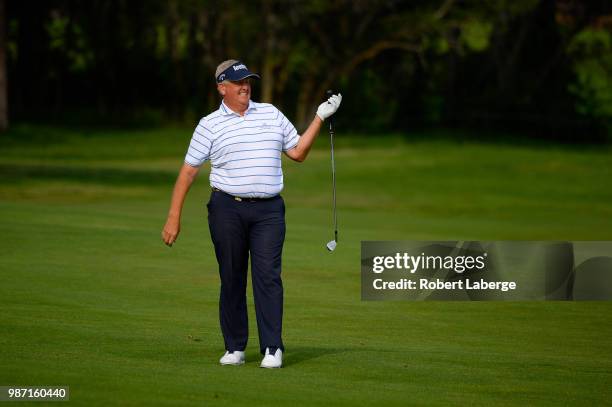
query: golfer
[{"left": 161, "top": 59, "right": 341, "bottom": 368}]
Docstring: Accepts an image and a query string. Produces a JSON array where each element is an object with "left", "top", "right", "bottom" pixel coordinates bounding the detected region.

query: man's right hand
[
  {"left": 162, "top": 163, "right": 200, "bottom": 247},
  {"left": 162, "top": 217, "right": 180, "bottom": 247}
]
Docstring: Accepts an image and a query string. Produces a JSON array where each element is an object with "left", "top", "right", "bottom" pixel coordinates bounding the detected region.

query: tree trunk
[
  {"left": 295, "top": 75, "right": 315, "bottom": 129},
  {"left": 167, "top": 0, "right": 183, "bottom": 119},
  {"left": 260, "top": 49, "right": 275, "bottom": 103},
  {"left": 260, "top": 3, "right": 276, "bottom": 103},
  {"left": 0, "top": 0, "right": 8, "bottom": 131}
]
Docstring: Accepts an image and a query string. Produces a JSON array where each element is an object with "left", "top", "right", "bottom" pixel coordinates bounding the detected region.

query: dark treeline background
[{"left": 4, "top": 0, "right": 612, "bottom": 140}]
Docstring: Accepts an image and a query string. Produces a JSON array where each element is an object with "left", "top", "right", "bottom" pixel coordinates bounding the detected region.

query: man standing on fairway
[{"left": 161, "top": 59, "right": 341, "bottom": 368}]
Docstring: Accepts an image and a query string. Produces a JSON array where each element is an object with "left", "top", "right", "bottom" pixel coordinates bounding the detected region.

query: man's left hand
[{"left": 316, "top": 93, "right": 342, "bottom": 121}]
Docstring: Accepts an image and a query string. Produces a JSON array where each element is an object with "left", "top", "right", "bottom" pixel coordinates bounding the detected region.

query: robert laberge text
[{"left": 373, "top": 278, "right": 517, "bottom": 292}]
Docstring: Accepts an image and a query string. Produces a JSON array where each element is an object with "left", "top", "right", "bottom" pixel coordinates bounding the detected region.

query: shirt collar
[{"left": 220, "top": 100, "right": 257, "bottom": 116}]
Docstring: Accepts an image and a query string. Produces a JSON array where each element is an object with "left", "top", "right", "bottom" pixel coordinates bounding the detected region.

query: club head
[{"left": 326, "top": 240, "right": 337, "bottom": 251}]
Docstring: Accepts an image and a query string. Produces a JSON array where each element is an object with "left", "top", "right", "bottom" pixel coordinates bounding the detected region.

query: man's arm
[
  {"left": 285, "top": 93, "right": 342, "bottom": 163},
  {"left": 284, "top": 115, "right": 323, "bottom": 162},
  {"left": 162, "top": 163, "right": 201, "bottom": 246}
]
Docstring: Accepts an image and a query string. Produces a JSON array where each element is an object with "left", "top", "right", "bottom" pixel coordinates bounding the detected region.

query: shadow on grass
[
  {"left": 244, "top": 346, "right": 350, "bottom": 368},
  {"left": 280, "top": 346, "right": 355, "bottom": 368},
  {"left": 0, "top": 163, "right": 176, "bottom": 186}
]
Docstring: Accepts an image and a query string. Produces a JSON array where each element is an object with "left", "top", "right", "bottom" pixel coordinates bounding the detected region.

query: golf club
[{"left": 326, "top": 89, "right": 338, "bottom": 252}]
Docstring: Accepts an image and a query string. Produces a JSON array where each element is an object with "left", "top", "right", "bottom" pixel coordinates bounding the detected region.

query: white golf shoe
[
  {"left": 260, "top": 348, "right": 283, "bottom": 368},
  {"left": 219, "top": 350, "right": 245, "bottom": 366}
]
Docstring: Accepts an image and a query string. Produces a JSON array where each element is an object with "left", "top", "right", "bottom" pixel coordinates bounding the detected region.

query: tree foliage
[
  {"left": 567, "top": 28, "right": 612, "bottom": 125},
  {"left": 5, "top": 0, "right": 611, "bottom": 138}
]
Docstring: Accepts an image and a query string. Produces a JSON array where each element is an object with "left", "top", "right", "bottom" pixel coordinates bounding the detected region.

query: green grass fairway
[{"left": 1, "top": 124, "right": 611, "bottom": 406}]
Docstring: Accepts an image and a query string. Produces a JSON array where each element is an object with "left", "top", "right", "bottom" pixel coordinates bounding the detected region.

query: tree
[
  {"left": 0, "top": 0, "right": 7, "bottom": 131},
  {"left": 567, "top": 26, "right": 612, "bottom": 130}
]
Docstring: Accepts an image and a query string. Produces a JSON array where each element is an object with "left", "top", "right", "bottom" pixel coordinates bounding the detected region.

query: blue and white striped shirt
[{"left": 184, "top": 100, "right": 300, "bottom": 198}]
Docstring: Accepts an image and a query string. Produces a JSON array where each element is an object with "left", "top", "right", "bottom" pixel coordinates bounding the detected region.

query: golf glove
[{"left": 316, "top": 93, "right": 342, "bottom": 121}]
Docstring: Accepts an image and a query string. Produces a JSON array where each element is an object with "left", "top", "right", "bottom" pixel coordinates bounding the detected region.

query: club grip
[{"left": 326, "top": 90, "right": 334, "bottom": 128}]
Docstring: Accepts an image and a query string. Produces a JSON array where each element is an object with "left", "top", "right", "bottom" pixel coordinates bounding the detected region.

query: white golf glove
[{"left": 316, "top": 93, "right": 342, "bottom": 121}]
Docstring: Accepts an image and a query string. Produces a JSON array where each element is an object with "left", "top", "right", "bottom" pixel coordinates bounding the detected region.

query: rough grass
[{"left": 1, "top": 124, "right": 611, "bottom": 406}]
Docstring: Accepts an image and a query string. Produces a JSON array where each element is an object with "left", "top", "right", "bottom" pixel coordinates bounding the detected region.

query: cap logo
[{"left": 232, "top": 64, "right": 247, "bottom": 71}]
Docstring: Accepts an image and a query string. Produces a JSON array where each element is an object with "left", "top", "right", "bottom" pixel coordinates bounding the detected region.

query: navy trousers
[{"left": 207, "top": 190, "right": 285, "bottom": 355}]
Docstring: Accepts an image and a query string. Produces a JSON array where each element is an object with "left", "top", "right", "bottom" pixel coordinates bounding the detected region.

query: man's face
[{"left": 219, "top": 78, "right": 251, "bottom": 107}]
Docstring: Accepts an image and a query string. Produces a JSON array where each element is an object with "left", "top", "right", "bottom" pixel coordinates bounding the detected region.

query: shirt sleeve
[
  {"left": 277, "top": 109, "right": 299, "bottom": 152},
  {"left": 184, "top": 118, "right": 213, "bottom": 167}
]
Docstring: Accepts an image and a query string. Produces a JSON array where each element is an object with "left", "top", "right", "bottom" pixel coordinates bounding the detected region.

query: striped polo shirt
[{"left": 184, "top": 100, "right": 300, "bottom": 198}]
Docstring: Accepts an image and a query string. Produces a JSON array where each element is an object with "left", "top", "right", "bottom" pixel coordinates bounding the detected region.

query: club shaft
[{"left": 329, "top": 120, "right": 338, "bottom": 243}]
